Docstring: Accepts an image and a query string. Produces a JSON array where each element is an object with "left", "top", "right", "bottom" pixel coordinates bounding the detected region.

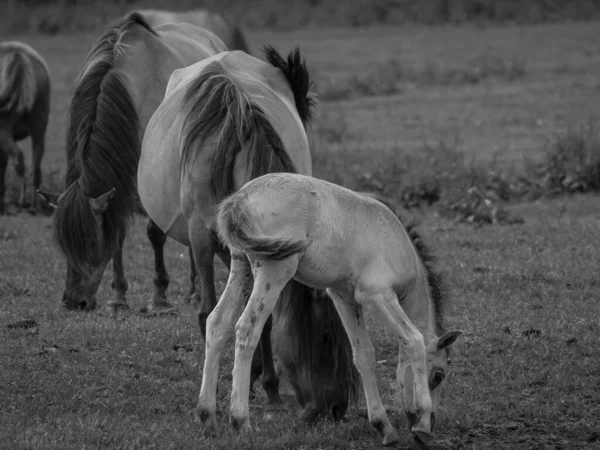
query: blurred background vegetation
[{"left": 2, "top": 0, "right": 600, "bottom": 34}]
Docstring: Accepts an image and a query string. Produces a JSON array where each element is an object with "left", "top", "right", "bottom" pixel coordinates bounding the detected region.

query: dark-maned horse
[
  {"left": 201, "top": 172, "right": 462, "bottom": 445},
  {"left": 0, "top": 41, "right": 50, "bottom": 214},
  {"left": 126, "top": 9, "right": 250, "bottom": 53},
  {"left": 137, "top": 46, "right": 359, "bottom": 414},
  {"left": 37, "top": 14, "right": 227, "bottom": 312}
]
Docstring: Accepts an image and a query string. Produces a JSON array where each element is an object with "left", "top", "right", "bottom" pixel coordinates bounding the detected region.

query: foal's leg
[
  {"left": 362, "top": 288, "right": 433, "bottom": 442},
  {"left": 107, "top": 232, "right": 129, "bottom": 311},
  {"left": 146, "top": 220, "right": 173, "bottom": 311},
  {"left": 326, "top": 288, "right": 398, "bottom": 445},
  {"left": 197, "top": 253, "right": 254, "bottom": 436},
  {"left": 229, "top": 256, "right": 298, "bottom": 436}
]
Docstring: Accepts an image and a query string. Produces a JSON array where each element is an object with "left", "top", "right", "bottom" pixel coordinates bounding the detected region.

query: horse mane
[
  {"left": 180, "top": 60, "right": 298, "bottom": 202},
  {"left": 0, "top": 48, "right": 37, "bottom": 116},
  {"left": 363, "top": 193, "right": 448, "bottom": 335},
  {"left": 263, "top": 45, "right": 317, "bottom": 129},
  {"left": 55, "top": 12, "right": 157, "bottom": 274},
  {"left": 275, "top": 283, "right": 360, "bottom": 407}
]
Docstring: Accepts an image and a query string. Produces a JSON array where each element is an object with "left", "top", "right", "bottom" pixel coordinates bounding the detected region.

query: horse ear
[
  {"left": 37, "top": 190, "right": 60, "bottom": 209},
  {"left": 90, "top": 188, "right": 116, "bottom": 214},
  {"left": 436, "top": 330, "right": 462, "bottom": 351}
]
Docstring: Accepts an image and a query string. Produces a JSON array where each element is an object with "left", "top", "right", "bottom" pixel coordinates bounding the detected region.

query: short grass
[{"left": 1, "top": 19, "right": 600, "bottom": 450}]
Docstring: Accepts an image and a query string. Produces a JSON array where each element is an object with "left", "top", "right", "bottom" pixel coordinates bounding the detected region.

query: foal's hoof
[
  {"left": 413, "top": 430, "right": 433, "bottom": 447},
  {"left": 196, "top": 408, "right": 217, "bottom": 438}
]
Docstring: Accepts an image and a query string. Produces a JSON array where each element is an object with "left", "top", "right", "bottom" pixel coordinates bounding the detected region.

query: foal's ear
[
  {"left": 37, "top": 190, "right": 60, "bottom": 209},
  {"left": 436, "top": 330, "right": 462, "bottom": 351},
  {"left": 90, "top": 188, "right": 116, "bottom": 214}
]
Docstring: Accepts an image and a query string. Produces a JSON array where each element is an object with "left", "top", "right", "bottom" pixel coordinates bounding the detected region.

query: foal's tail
[{"left": 217, "top": 193, "right": 307, "bottom": 260}]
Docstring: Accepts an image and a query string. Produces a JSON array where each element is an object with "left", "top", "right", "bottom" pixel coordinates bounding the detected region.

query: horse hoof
[
  {"left": 299, "top": 406, "right": 318, "bottom": 424},
  {"left": 413, "top": 430, "right": 433, "bottom": 446},
  {"left": 230, "top": 415, "right": 251, "bottom": 434},
  {"left": 382, "top": 429, "right": 399, "bottom": 446}
]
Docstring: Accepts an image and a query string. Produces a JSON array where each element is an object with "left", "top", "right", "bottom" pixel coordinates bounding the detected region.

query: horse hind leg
[
  {"left": 197, "top": 253, "right": 254, "bottom": 437},
  {"left": 229, "top": 256, "right": 299, "bottom": 437},
  {"left": 146, "top": 220, "right": 173, "bottom": 311},
  {"left": 326, "top": 288, "right": 399, "bottom": 446}
]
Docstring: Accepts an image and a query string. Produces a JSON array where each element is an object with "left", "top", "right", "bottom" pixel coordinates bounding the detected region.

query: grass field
[{"left": 1, "top": 19, "right": 600, "bottom": 449}]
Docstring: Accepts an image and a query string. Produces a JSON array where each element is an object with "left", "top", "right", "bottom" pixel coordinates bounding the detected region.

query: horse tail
[
  {"left": 180, "top": 60, "right": 298, "bottom": 203},
  {"left": 263, "top": 45, "right": 317, "bottom": 129},
  {"left": 0, "top": 50, "right": 36, "bottom": 116},
  {"left": 216, "top": 193, "right": 307, "bottom": 260}
]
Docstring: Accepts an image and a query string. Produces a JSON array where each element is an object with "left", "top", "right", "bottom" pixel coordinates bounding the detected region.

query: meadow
[{"left": 1, "top": 16, "right": 600, "bottom": 450}]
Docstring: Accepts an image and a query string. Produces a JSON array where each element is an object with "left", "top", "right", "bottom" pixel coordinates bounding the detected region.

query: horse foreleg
[
  {"left": 197, "top": 253, "right": 253, "bottom": 437},
  {"left": 107, "top": 232, "right": 129, "bottom": 311},
  {"left": 186, "top": 247, "right": 196, "bottom": 301},
  {"left": 326, "top": 288, "right": 399, "bottom": 446},
  {"left": 147, "top": 220, "right": 173, "bottom": 311},
  {"left": 229, "top": 256, "right": 298, "bottom": 437}
]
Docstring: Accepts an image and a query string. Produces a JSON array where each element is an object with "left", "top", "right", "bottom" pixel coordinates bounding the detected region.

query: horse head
[{"left": 39, "top": 187, "right": 117, "bottom": 310}]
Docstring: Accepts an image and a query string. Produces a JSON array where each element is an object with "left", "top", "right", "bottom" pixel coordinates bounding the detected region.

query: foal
[{"left": 197, "top": 172, "right": 461, "bottom": 446}]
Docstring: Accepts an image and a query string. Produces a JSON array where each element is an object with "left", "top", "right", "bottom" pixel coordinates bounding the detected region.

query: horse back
[
  {"left": 0, "top": 41, "right": 50, "bottom": 133},
  {"left": 109, "top": 22, "right": 226, "bottom": 132}
]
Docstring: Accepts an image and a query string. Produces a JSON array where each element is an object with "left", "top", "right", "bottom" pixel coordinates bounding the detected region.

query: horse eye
[{"left": 430, "top": 371, "right": 446, "bottom": 389}]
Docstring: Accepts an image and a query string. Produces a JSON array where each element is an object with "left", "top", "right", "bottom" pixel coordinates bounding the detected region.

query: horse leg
[
  {"left": 106, "top": 232, "right": 129, "bottom": 311},
  {"left": 229, "top": 256, "right": 298, "bottom": 437},
  {"left": 147, "top": 220, "right": 173, "bottom": 311},
  {"left": 363, "top": 288, "right": 432, "bottom": 444},
  {"left": 186, "top": 247, "right": 196, "bottom": 301},
  {"left": 259, "top": 314, "right": 283, "bottom": 405},
  {"left": 197, "top": 253, "right": 253, "bottom": 437},
  {"left": 214, "top": 242, "right": 275, "bottom": 403},
  {"left": 0, "top": 153, "right": 7, "bottom": 215},
  {"left": 326, "top": 288, "right": 399, "bottom": 446},
  {"left": 189, "top": 225, "right": 217, "bottom": 340},
  {"left": 29, "top": 132, "right": 45, "bottom": 210}
]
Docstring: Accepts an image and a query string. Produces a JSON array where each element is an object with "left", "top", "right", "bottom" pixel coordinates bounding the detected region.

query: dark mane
[
  {"left": 180, "top": 60, "right": 297, "bottom": 202},
  {"left": 55, "top": 13, "right": 157, "bottom": 274},
  {"left": 263, "top": 46, "right": 317, "bottom": 129},
  {"left": 275, "top": 283, "right": 360, "bottom": 407},
  {"left": 363, "top": 193, "right": 447, "bottom": 335},
  {"left": 0, "top": 49, "right": 35, "bottom": 116}
]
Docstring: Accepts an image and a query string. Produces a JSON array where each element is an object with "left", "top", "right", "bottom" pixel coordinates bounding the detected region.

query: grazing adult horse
[
  {"left": 199, "top": 172, "right": 462, "bottom": 446},
  {"left": 38, "top": 13, "right": 227, "bottom": 311},
  {"left": 0, "top": 41, "right": 50, "bottom": 214},
  {"left": 128, "top": 9, "right": 250, "bottom": 53},
  {"left": 138, "top": 45, "right": 359, "bottom": 411}
]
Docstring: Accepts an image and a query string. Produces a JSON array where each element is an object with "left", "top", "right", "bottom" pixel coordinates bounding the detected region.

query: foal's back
[{"left": 240, "top": 173, "right": 418, "bottom": 291}]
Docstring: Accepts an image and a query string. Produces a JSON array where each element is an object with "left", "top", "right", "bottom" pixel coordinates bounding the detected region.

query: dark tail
[
  {"left": 0, "top": 51, "right": 34, "bottom": 116},
  {"left": 180, "top": 60, "right": 298, "bottom": 203},
  {"left": 263, "top": 45, "right": 317, "bottom": 129}
]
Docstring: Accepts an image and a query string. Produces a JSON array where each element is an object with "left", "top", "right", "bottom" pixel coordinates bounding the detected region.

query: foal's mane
[
  {"left": 54, "top": 13, "right": 157, "bottom": 274},
  {"left": 365, "top": 193, "right": 448, "bottom": 335},
  {"left": 0, "top": 43, "right": 39, "bottom": 116},
  {"left": 180, "top": 59, "right": 299, "bottom": 202}
]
